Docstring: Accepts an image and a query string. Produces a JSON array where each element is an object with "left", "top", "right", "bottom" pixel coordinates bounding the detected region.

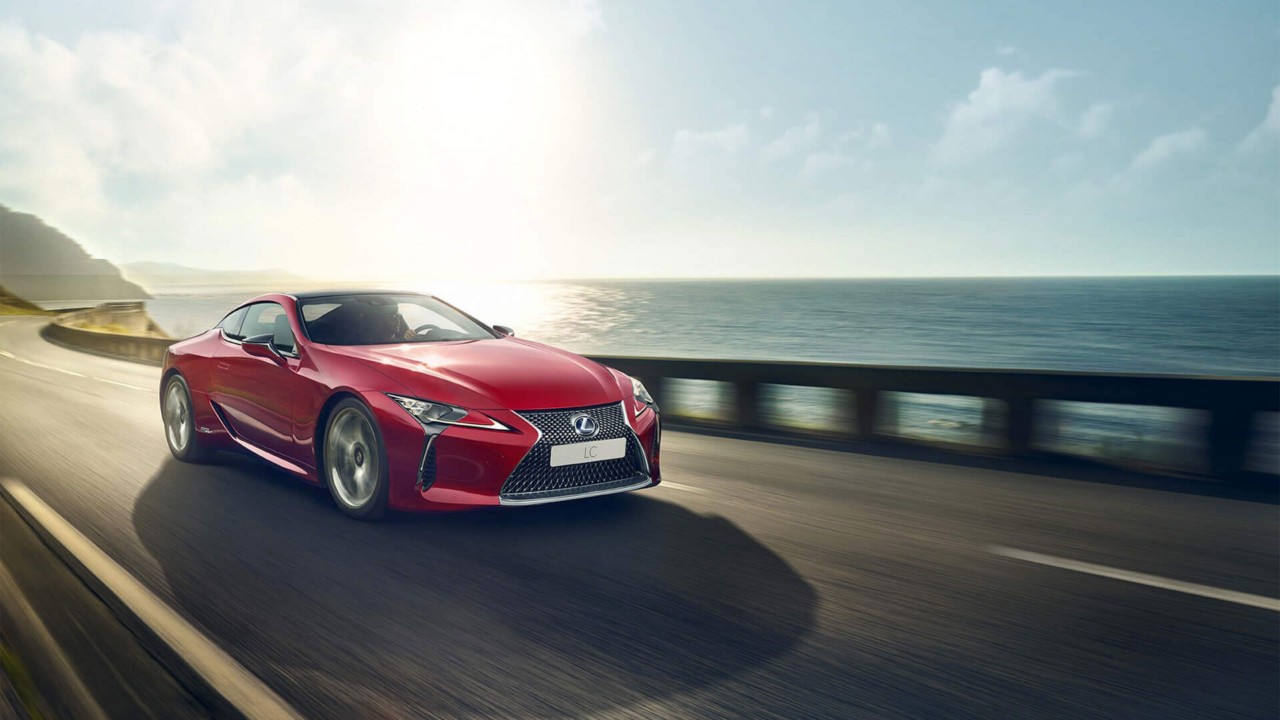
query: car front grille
[{"left": 499, "top": 402, "right": 648, "bottom": 502}]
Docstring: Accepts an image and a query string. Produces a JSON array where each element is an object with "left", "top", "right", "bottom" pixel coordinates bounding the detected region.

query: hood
[{"left": 339, "top": 337, "right": 625, "bottom": 411}]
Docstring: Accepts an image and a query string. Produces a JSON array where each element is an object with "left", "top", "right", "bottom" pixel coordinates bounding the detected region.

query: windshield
[{"left": 299, "top": 294, "right": 496, "bottom": 345}]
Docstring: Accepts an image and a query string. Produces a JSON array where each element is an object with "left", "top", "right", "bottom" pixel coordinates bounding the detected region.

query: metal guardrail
[
  {"left": 586, "top": 356, "right": 1280, "bottom": 479},
  {"left": 37, "top": 303, "right": 1277, "bottom": 479}
]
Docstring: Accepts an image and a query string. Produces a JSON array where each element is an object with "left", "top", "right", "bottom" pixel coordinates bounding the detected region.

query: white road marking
[
  {"left": 42, "top": 363, "right": 87, "bottom": 378},
  {"left": 660, "top": 481, "right": 709, "bottom": 494},
  {"left": 0, "top": 347, "right": 149, "bottom": 391},
  {"left": 8, "top": 354, "right": 87, "bottom": 377},
  {"left": 1, "top": 479, "right": 304, "bottom": 720},
  {"left": 989, "top": 546, "right": 1280, "bottom": 612},
  {"left": 92, "top": 376, "right": 150, "bottom": 392}
]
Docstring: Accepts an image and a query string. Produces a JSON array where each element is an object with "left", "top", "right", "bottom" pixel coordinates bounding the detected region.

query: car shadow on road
[{"left": 132, "top": 454, "right": 818, "bottom": 719}]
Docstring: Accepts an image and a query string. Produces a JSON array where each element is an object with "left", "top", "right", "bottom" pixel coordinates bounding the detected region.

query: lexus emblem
[{"left": 571, "top": 413, "right": 598, "bottom": 437}]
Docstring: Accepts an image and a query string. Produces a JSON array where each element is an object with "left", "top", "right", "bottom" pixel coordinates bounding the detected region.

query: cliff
[{"left": 0, "top": 205, "right": 150, "bottom": 301}]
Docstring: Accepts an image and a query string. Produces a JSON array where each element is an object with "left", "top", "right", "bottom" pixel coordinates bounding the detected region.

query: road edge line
[{"left": 0, "top": 478, "right": 304, "bottom": 719}]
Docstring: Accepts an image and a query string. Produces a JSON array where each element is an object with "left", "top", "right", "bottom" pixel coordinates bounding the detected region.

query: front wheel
[
  {"left": 324, "top": 398, "right": 389, "bottom": 520},
  {"left": 162, "top": 375, "right": 215, "bottom": 463}
]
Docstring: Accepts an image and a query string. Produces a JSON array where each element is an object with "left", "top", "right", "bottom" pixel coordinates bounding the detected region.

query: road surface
[{"left": 0, "top": 316, "right": 1276, "bottom": 719}]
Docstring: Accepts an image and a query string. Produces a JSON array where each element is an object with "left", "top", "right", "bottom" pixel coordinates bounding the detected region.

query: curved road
[{"left": 0, "top": 315, "right": 1276, "bottom": 719}]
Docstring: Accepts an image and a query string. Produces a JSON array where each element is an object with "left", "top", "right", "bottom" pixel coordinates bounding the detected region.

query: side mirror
[
  {"left": 493, "top": 325, "right": 515, "bottom": 337},
  {"left": 242, "top": 333, "right": 282, "bottom": 361}
]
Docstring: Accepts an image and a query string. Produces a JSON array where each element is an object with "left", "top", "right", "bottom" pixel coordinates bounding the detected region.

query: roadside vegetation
[
  {"left": 0, "top": 287, "right": 52, "bottom": 316},
  {"left": 69, "top": 321, "right": 134, "bottom": 334}
]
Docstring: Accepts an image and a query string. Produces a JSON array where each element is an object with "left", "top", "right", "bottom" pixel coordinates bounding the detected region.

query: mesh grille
[
  {"left": 418, "top": 440, "right": 437, "bottom": 490},
  {"left": 500, "top": 403, "right": 647, "bottom": 501}
]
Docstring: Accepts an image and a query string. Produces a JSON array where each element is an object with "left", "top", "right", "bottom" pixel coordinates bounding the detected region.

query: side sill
[{"left": 208, "top": 401, "right": 316, "bottom": 481}]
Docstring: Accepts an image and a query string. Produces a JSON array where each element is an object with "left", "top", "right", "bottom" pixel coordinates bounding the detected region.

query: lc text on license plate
[{"left": 549, "top": 438, "right": 626, "bottom": 467}]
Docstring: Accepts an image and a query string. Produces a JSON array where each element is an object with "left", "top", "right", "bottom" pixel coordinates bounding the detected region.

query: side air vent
[{"left": 417, "top": 437, "right": 438, "bottom": 490}]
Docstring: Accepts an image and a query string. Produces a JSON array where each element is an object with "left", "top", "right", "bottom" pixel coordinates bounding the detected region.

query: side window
[
  {"left": 218, "top": 307, "right": 248, "bottom": 340},
  {"left": 239, "top": 303, "right": 282, "bottom": 337},
  {"left": 240, "top": 303, "right": 281, "bottom": 338},
  {"left": 239, "top": 303, "right": 297, "bottom": 355},
  {"left": 272, "top": 314, "right": 296, "bottom": 355}
]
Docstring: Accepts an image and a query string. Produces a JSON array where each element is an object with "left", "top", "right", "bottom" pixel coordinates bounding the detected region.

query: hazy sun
[{"left": 366, "top": 4, "right": 586, "bottom": 281}]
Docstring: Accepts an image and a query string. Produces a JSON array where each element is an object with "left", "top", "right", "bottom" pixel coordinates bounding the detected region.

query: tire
[
  {"left": 162, "top": 374, "right": 216, "bottom": 463},
  {"left": 323, "top": 398, "right": 389, "bottom": 520}
]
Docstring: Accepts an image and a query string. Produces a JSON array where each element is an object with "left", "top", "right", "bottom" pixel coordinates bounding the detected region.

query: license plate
[{"left": 549, "top": 437, "right": 626, "bottom": 467}]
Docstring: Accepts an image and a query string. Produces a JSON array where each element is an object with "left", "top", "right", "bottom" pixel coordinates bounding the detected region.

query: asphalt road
[{"left": 0, "top": 315, "right": 1276, "bottom": 719}]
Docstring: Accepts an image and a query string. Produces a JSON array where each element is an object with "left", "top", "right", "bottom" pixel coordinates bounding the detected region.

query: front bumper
[{"left": 384, "top": 401, "right": 661, "bottom": 511}]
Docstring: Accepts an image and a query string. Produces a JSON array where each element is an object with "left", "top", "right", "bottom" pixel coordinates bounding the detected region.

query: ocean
[{"left": 58, "top": 276, "right": 1280, "bottom": 471}]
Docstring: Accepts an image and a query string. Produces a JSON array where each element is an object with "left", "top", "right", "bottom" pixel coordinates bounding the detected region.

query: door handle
[{"left": 216, "top": 362, "right": 230, "bottom": 370}]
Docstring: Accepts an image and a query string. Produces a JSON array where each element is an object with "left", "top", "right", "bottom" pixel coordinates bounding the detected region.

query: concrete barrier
[{"left": 44, "top": 303, "right": 174, "bottom": 366}]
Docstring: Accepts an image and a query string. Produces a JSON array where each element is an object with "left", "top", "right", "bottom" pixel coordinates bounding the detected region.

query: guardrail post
[
  {"left": 734, "top": 381, "right": 761, "bottom": 429},
  {"left": 1005, "top": 397, "right": 1035, "bottom": 456},
  {"left": 1207, "top": 408, "right": 1253, "bottom": 478},
  {"left": 981, "top": 399, "right": 1003, "bottom": 446},
  {"left": 853, "top": 389, "right": 882, "bottom": 440}
]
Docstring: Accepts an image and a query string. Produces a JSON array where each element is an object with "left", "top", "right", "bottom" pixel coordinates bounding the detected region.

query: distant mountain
[
  {"left": 0, "top": 205, "right": 150, "bottom": 301},
  {"left": 120, "top": 261, "right": 311, "bottom": 291}
]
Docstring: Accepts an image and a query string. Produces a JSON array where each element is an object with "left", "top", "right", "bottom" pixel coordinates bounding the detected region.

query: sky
[{"left": 0, "top": 0, "right": 1277, "bottom": 280}]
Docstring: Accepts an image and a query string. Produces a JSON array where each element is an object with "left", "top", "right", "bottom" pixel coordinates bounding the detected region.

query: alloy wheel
[
  {"left": 164, "top": 380, "right": 191, "bottom": 453},
  {"left": 327, "top": 407, "right": 380, "bottom": 508}
]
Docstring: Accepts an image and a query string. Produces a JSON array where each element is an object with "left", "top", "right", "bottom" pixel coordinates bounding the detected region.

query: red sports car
[{"left": 159, "top": 291, "right": 661, "bottom": 518}]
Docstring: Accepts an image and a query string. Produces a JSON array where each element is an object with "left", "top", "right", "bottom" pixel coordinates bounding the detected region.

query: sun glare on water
[{"left": 411, "top": 280, "right": 570, "bottom": 336}]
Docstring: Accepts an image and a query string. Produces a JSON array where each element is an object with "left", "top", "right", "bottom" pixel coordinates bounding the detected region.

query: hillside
[
  {"left": 0, "top": 285, "right": 53, "bottom": 315},
  {"left": 0, "top": 205, "right": 150, "bottom": 301}
]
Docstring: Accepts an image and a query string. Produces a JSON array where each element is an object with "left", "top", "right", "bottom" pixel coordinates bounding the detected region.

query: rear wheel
[
  {"left": 324, "top": 398, "right": 389, "bottom": 520},
  {"left": 162, "top": 375, "right": 215, "bottom": 463}
]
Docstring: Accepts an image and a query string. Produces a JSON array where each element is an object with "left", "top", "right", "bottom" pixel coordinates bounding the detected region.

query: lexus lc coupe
[{"left": 159, "top": 291, "right": 661, "bottom": 518}]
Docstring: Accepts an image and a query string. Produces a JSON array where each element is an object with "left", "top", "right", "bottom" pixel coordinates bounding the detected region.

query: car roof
[{"left": 289, "top": 289, "right": 431, "bottom": 300}]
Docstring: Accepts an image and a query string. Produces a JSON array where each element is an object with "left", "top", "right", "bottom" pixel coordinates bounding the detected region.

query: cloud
[
  {"left": 832, "top": 124, "right": 891, "bottom": 150},
  {"left": 996, "top": 45, "right": 1019, "bottom": 56},
  {"left": 1052, "top": 153, "right": 1086, "bottom": 173},
  {"left": 797, "top": 123, "right": 888, "bottom": 178},
  {"left": 670, "top": 123, "right": 750, "bottom": 158},
  {"left": 1238, "top": 85, "right": 1280, "bottom": 153},
  {"left": 761, "top": 115, "right": 822, "bottom": 161},
  {"left": 866, "top": 122, "right": 892, "bottom": 150},
  {"left": 0, "top": 1, "right": 608, "bottom": 277},
  {"left": 1077, "top": 103, "right": 1113, "bottom": 140},
  {"left": 933, "top": 67, "right": 1075, "bottom": 164},
  {"left": 1129, "top": 127, "right": 1207, "bottom": 173},
  {"left": 802, "top": 151, "right": 864, "bottom": 177},
  {"left": 560, "top": 0, "right": 605, "bottom": 36},
  {"left": 759, "top": 106, "right": 776, "bottom": 120},
  {"left": 0, "top": 20, "right": 248, "bottom": 221}
]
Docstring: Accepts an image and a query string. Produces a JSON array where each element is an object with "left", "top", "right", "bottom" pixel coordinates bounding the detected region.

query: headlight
[
  {"left": 387, "top": 394, "right": 509, "bottom": 430},
  {"left": 630, "top": 376, "right": 655, "bottom": 413}
]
